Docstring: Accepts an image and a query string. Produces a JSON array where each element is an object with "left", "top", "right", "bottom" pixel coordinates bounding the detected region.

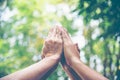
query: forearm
[
  {"left": 62, "top": 65, "right": 75, "bottom": 80},
  {"left": 40, "top": 63, "right": 58, "bottom": 80},
  {"left": 61, "top": 54, "right": 81, "bottom": 80},
  {"left": 70, "top": 58, "right": 108, "bottom": 80},
  {"left": 1, "top": 56, "right": 59, "bottom": 80},
  {"left": 62, "top": 65, "right": 82, "bottom": 80}
]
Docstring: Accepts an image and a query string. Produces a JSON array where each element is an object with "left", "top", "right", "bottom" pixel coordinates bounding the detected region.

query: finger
[
  {"left": 41, "top": 48, "right": 45, "bottom": 59},
  {"left": 61, "top": 28, "right": 71, "bottom": 42},
  {"left": 75, "top": 43, "right": 80, "bottom": 53},
  {"left": 56, "top": 26, "right": 62, "bottom": 39},
  {"left": 61, "top": 28, "right": 67, "bottom": 38},
  {"left": 55, "top": 27, "right": 59, "bottom": 37},
  {"left": 62, "top": 28, "right": 70, "bottom": 38},
  {"left": 47, "top": 27, "right": 56, "bottom": 40},
  {"left": 47, "top": 28, "right": 54, "bottom": 38},
  {"left": 41, "top": 54, "right": 45, "bottom": 59},
  {"left": 75, "top": 43, "right": 78, "bottom": 47},
  {"left": 51, "top": 26, "right": 57, "bottom": 38}
]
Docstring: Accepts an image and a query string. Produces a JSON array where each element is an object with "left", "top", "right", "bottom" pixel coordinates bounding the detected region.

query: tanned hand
[{"left": 61, "top": 27, "right": 80, "bottom": 66}]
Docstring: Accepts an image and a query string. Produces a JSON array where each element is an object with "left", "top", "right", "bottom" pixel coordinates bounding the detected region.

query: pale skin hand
[
  {"left": 0, "top": 27, "right": 63, "bottom": 80},
  {"left": 40, "top": 26, "right": 63, "bottom": 80},
  {"left": 41, "top": 26, "right": 62, "bottom": 59},
  {"left": 42, "top": 26, "right": 81, "bottom": 80},
  {"left": 41, "top": 26, "right": 81, "bottom": 80},
  {"left": 61, "top": 27, "right": 108, "bottom": 80}
]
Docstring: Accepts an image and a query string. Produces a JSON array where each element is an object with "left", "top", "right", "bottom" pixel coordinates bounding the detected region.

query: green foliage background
[{"left": 0, "top": 0, "right": 120, "bottom": 80}]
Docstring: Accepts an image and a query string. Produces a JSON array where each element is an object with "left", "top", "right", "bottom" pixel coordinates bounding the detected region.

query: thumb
[{"left": 74, "top": 43, "right": 80, "bottom": 53}]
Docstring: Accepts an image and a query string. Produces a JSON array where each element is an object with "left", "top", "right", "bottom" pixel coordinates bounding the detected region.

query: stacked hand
[
  {"left": 1, "top": 25, "right": 108, "bottom": 80},
  {"left": 41, "top": 26, "right": 80, "bottom": 65},
  {"left": 41, "top": 26, "right": 108, "bottom": 80},
  {"left": 41, "top": 27, "right": 62, "bottom": 60},
  {"left": 42, "top": 26, "right": 80, "bottom": 61},
  {"left": 41, "top": 26, "right": 81, "bottom": 80}
]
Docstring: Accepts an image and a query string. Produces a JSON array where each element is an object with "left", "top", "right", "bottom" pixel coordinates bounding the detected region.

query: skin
[
  {"left": 41, "top": 26, "right": 82, "bottom": 80},
  {"left": 0, "top": 27, "right": 63, "bottom": 80},
  {"left": 0, "top": 26, "right": 108, "bottom": 80},
  {"left": 41, "top": 27, "right": 62, "bottom": 59},
  {"left": 40, "top": 27, "right": 62, "bottom": 80},
  {"left": 0, "top": 56, "right": 59, "bottom": 80},
  {"left": 61, "top": 27, "right": 108, "bottom": 80},
  {"left": 60, "top": 44, "right": 82, "bottom": 80}
]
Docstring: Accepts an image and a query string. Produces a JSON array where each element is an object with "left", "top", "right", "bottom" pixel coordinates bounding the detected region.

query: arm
[
  {"left": 1, "top": 26, "right": 63, "bottom": 80},
  {"left": 61, "top": 27, "right": 108, "bottom": 80},
  {"left": 40, "top": 26, "right": 63, "bottom": 80},
  {"left": 69, "top": 58, "right": 108, "bottom": 80},
  {"left": 40, "top": 45, "right": 59, "bottom": 79},
  {"left": 1, "top": 56, "right": 59, "bottom": 80},
  {"left": 60, "top": 50, "right": 82, "bottom": 80},
  {"left": 61, "top": 60, "right": 82, "bottom": 80},
  {"left": 40, "top": 63, "right": 58, "bottom": 80}
]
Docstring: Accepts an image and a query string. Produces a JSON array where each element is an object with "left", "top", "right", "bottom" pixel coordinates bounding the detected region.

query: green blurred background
[{"left": 0, "top": 0, "right": 120, "bottom": 80}]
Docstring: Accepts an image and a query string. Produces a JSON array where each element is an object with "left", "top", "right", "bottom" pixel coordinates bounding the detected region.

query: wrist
[
  {"left": 68, "top": 57, "right": 81, "bottom": 67},
  {"left": 45, "top": 54, "right": 61, "bottom": 61}
]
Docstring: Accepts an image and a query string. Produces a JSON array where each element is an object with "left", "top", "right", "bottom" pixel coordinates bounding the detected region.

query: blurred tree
[
  {"left": 75, "top": 0, "right": 120, "bottom": 80},
  {"left": 0, "top": 0, "right": 79, "bottom": 79}
]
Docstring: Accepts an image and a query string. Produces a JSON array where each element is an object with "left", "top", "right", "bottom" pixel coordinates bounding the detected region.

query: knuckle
[
  {"left": 45, "top": 39, "right": 48, "bottom": 43},
  {"left": 44, "top": 41, "right": 48, "bottom": 45},
  {"left": 58, "top": 40, "right": 62, "bottom": 44},
  {"left": 45, "top": 39, "right": 52, "bottom": 43},
  {"left": 54, "top": 40, "right": 62, "bottom": 44},
  {"left": 52, "top": 39, "right": 57, "bottom": 43},
  {"left": 64, "top": 42, "right": 72, "bottom": 46}
]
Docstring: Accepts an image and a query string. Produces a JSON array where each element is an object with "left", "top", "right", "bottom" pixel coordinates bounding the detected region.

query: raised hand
[
  {"left": 61, "top": 27, "right": 80, "bottom": 66},
  {"left": 41, "top": 26, "right": 63, "bottom": 60},
  {"left": 40, "top": 26, "right": 62, "bottom": 80},
  {"left": 61, "top": 27, "right": 108, "bottom": 80},
  {"left": 0, "top": 26, "right": 108, "bottom": 80},
  {"left": 60, "top": 43, "right": 82, "bottom": 80}
]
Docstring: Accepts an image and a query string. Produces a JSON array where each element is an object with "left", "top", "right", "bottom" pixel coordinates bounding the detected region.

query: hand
[
  {"left": 61, "top": 27, "right": 80, "bottom": 66},
  {"left": 40, "top": 27, "right": 62, "bottom": 79},
  {"left": 41, "top": 26, "right": 62, "bottom": 60},
  {"left": 61, "top": 43, "right": 80, "bottom": 66},
  {"left": 60, "top": 43, "right": 82, "bottom": 80}
]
